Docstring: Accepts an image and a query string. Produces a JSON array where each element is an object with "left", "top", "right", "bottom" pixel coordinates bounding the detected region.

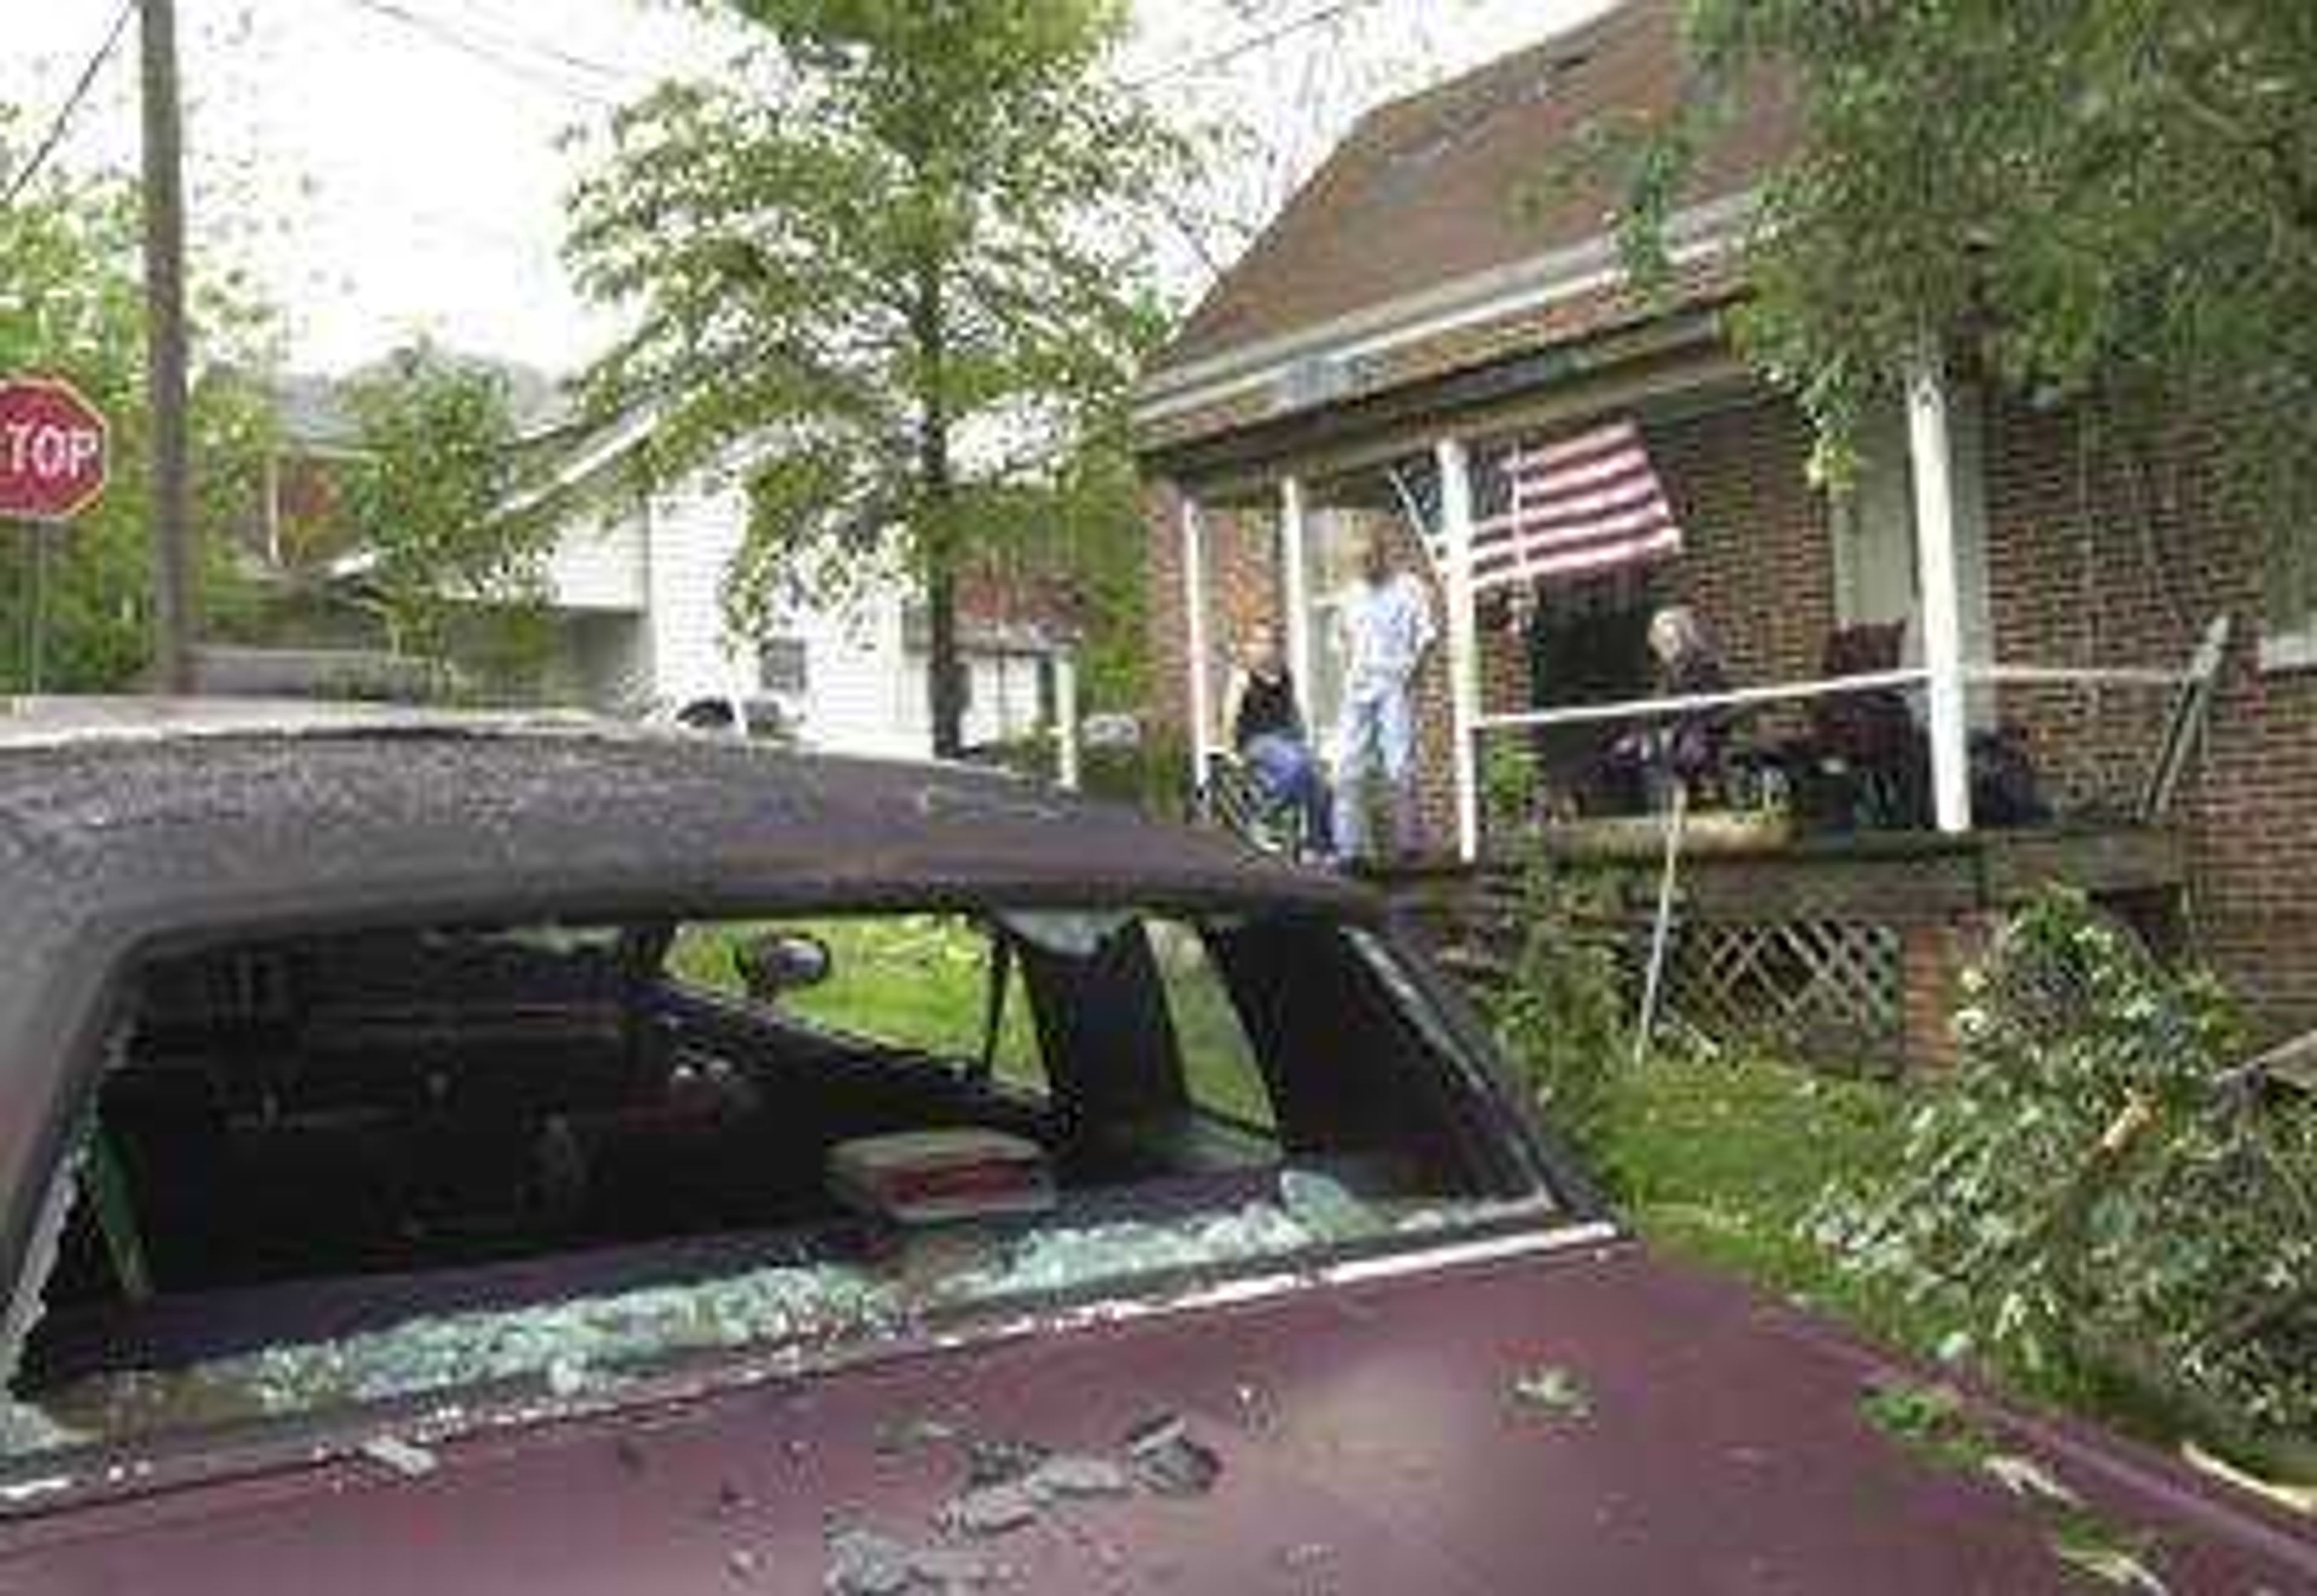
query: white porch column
[
  {"left": 1435, "top": 437, "right": 1482, "bottom": 862},
  {"left": 1906, "top": 357, "right": 1973, "bottom": 835},
  {"left": 1279, "top": 477, "right": 1314, "bottom": 710},
  {"left": 1180, "top": 496, "right": 1215, "bottom": 791},
  {"left": 1054, "top": 651, "right": 1081, "bottom": 790}
]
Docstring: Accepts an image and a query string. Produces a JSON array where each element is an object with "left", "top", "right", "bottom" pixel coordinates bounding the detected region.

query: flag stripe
[{"left": 1468, "top": 416, "right": 1682, "bottom": 583}]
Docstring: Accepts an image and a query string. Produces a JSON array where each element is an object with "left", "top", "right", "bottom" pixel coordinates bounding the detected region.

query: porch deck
[
  {"left": 1383, "top": 819, "right": 2188, "bottom": 1070},
  {"left": 1388, "top": 817, "right": 2184, "bottom": 920}
]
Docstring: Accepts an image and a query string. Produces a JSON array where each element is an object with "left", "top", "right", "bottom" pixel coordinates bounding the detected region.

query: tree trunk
[{"left": 914, "top": 260, "right": 966, "bottom": 760}]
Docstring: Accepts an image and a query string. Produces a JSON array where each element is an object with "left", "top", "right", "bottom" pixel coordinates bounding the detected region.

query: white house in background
[{"left": 263, "top": 361, "right": 1081, "bottom": 766}]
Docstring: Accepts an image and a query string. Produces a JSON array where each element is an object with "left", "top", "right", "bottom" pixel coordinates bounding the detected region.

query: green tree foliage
[
  {"left": 565, "top": 0, "right": 1180, "bottom": 752},
  {"left": 1491, "top": 863, "right": 1630, "bottom": 1152},
  {"left": 1610, "top": 2, "right": 2317, "bottom": 614},
  {"left": 340, "top": 344, "right": 553, "bottom": 679},
  {"left": 0, "top": 125, "right": 273, "bottom": 692},
  {"left": 1811, "top": 892, "right": 2317, "bottom": 1449}
]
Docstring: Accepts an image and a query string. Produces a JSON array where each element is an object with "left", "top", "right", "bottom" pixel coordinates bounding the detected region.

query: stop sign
[{"left": 0, "top": 377, "right": 109, "bottom": 524}]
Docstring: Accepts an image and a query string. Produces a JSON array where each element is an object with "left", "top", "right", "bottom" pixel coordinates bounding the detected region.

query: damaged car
[{"left": 0, "top": 700, "right": 2310, "bottom": 1593}]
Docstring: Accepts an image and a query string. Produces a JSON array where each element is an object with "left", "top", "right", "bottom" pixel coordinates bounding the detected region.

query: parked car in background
[
  {"left": 0, "top": 701, "right": 2308, "bottom": 1593},
  {"left": 1079, "top": 710, "right": 1142, "bottom": 751},
  {"left": 644, "top": 690, "right": 796, "bottom": 744}
]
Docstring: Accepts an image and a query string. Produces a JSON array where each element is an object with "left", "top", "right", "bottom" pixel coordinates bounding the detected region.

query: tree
[
  {"left": 566, "top": 0, "right": 1181, "bottom": 755},
  {"left": 1604, "top": 2, "right": 2317, "bottom": 622},
  {"left": 0, "top": 122, "right": 273, "bottom": 693},
  {"left": 339, "top": 343, "right": 555, "bottom": 681}
]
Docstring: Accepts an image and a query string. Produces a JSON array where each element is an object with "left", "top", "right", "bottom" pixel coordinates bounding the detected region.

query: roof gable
[{"left": 1154, "top": 0, "right": 1793, "bottom": 379}]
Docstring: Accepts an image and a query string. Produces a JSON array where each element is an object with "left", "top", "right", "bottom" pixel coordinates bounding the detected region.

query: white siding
[
  {"left": 641, "top": 482, "right": 754, "bottom": 705},
  {"left": 780, "top": 592, "right": 929, "bottom": 760},
  {"left": 543, "top": 510, "right": 647, "bottom": 613},
  {"left": 535, "top": 460, "right": 1068, "bottom": 763}
]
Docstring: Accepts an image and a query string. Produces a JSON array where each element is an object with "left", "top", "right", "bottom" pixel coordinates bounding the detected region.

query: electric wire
[
  {"left": 328, "top": 0, "right": 626, "bottom": 110},
  {"left": 1, "top": 0, "right": 136, "bottom": 210},
  {"left": 1127, "top": 0, "right": 1394, "bottom": 91}
]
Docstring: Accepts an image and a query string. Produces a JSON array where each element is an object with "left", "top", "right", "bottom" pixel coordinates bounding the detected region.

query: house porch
[{"left": 1385, "top": 822, "right": 2185, "bottom": 1072}]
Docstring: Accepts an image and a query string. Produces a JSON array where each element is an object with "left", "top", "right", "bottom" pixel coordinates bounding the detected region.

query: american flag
[{"left": 1446, "top": 419, "right": 1683, "bottom": 594}]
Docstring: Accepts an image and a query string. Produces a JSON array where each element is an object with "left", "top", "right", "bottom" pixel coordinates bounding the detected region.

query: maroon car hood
[{"left": 2, "top": 1240, "right": 2310, "bottom": 1594}]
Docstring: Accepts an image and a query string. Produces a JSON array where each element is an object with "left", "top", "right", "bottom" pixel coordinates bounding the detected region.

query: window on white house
[{"left": 759, "top": 637, "right": 809, "bottom": 696}]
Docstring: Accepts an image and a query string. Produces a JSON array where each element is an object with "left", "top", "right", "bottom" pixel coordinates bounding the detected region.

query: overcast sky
[{"left": 5, "top": 0, "right": 1612, "bottom": 377}]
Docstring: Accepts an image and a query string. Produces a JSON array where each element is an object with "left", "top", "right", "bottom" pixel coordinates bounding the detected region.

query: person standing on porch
[{"left": 1331, "top": 530, "right": 1436, "bottom": 863}]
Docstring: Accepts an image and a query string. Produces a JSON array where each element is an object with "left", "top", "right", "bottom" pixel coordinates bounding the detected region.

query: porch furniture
[
  {"left": 1198, "top": 749, "right": 1308, "bottom": 858},
  {"left": 1801, "top": 621, "right": 1925, "bottom": 831}
]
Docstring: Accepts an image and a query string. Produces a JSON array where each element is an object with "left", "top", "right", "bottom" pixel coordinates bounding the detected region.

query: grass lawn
[
  {"left": 1588, "top": 1056, "right": 1963, "bottom": 1361},
  {"left": 1587, "top": 1055, "right": 2317, "bottom": 1484},
  {"left": 665, "top": 914, "right": 1272, "bottom": 1122}
]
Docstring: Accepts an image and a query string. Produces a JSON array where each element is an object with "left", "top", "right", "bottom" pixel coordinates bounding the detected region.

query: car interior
[{"left": 11, "top": 908, "right": 1537, "bottom": 1419}]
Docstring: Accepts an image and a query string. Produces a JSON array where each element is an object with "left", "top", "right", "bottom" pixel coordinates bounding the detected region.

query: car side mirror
[{"left": 733, "top": 929, "right": 832, "bottom": 1002}]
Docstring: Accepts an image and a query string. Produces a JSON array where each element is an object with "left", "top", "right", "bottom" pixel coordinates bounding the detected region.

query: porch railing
[{"left": 1469, "top": 653, "right": 2214, "bottom": 859}]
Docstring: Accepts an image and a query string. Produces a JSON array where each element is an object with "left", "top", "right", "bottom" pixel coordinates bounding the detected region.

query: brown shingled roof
[{"left": 1153, "top": 0, "right": 1795, "bottom": 377}]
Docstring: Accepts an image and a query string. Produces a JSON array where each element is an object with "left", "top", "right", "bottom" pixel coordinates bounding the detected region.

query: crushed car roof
[
  {"left": 0, "top": 698, "right": 1356, "bottom": 921},
  {"left": 0, "top": 702, "right": 1365, "bottom": 1302}
]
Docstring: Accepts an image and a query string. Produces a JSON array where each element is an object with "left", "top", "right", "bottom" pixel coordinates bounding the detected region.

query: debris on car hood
[{"left": 5, "top": 1249, "right": 2314, "bottom": 1594}]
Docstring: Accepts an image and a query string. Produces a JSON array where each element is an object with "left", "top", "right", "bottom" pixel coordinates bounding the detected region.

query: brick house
[{"left": 1133, "top": 0, "right": 2317, "bottom": 1054}]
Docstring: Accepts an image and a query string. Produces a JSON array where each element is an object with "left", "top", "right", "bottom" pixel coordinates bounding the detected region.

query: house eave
[{"left": 1133, "top": 189, "right": 1758, "bottom": 444}]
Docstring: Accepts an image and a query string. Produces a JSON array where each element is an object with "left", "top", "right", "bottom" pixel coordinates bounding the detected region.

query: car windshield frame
[{"left": 0, "top": 892, "right": 1598, "bottom": 1508}]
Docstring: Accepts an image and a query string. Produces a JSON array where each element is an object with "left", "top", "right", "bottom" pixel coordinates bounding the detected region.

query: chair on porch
[
  {"left": 1198, "top": 749, "right": 1310, "bottom": 859},
  {"left": 1795, "top": 620, "right": 1925, "bottom": 831}
]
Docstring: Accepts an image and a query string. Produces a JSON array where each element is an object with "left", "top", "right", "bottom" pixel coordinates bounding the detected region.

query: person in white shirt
[{"left": 1330, "top": 531, "right": 1436, "bottom": 862}]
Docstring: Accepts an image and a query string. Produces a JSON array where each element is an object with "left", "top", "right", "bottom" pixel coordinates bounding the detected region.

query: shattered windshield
[{"left": 2, "top": 907, "right": 1553, "bottom": 1467}]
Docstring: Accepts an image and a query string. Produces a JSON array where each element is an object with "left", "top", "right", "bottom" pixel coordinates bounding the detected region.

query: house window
[
  {"left": 2260, "top": 536, "right": 2317, "bottom": 672},
  {"left": 1829, "top": 405, "right": 1920, "bottom": 630},
  {"left": 1826, "top": 389, "right": 1997, "bottom": 723},
  {"left": 758, "top": 637, "right": 809, "bottom": 696}
]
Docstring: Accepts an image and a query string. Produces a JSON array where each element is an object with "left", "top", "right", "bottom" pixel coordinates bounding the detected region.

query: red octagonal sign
[{"left": 0, "top": 376, "right": 110, "bottom": 525}]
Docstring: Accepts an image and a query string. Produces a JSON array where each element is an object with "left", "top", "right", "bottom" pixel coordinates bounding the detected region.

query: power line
[
  {"left": 447, "top": 0, "right": 660, "bottom": 89},
  {"left": 1127, "top": 0, "right": 1393, "bottom": 91},
  {"left": 1, "top": 0, "right": 136, "bottom": 209},
  {"left": 328, "top": 0, "right": 625, "bottom": 110}
]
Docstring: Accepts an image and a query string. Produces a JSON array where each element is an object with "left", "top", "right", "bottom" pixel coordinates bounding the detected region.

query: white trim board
[{"left": 1134, "top": 192, "right": 1758, "bottom": 431}]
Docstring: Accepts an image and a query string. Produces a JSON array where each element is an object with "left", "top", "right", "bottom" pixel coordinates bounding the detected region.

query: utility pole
[{"left": 139, "top": 0, "right": 195, "bottom": 693}]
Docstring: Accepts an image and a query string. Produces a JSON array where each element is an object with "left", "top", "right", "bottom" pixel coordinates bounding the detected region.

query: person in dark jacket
[
  {"left": 1222, "top": 625, "right": 1332, "bottom": 855},
  {"left": 1647, "top": 605, "right": 1734, "bottom": 787},
  {"left": 1607, "top": 605, "right": 1735, "bottom": 807}
]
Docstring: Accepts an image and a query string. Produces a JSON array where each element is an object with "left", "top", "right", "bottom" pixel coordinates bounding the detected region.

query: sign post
[{"left": 0, "top": 377, "right": 112, "bottom": 693}]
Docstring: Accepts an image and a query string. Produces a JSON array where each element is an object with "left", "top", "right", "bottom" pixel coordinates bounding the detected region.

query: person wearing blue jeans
[
  {"left": 1331, "top": 533, "right": 1435, "bottom": 864},
  {"left": 1225, "top": 626, "right": 1332, "bottom": 856}
]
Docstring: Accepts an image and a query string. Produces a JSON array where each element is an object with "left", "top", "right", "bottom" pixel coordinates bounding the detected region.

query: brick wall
[
  {"left": 1650, "top": 396, "right": 1835, "bottom": 691},
  {"left": 1143, "top": 478, "right": 1463, "bottom": 851},
  {"left": 1141, "top": 483, "right": 1292, "bottom": 765},
  {"left": 1144, "top": 477, "right": 1191, "bottom": 750},
  {"left": 1148, "top": 382, "right": 2315, "bottom": 1040},
  {"left": 1983, "top": 396, "right": 2317, "bottom": 1037},
  {"left": 1146, "top": 391, "right": 1831, "bottom": 851}
]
